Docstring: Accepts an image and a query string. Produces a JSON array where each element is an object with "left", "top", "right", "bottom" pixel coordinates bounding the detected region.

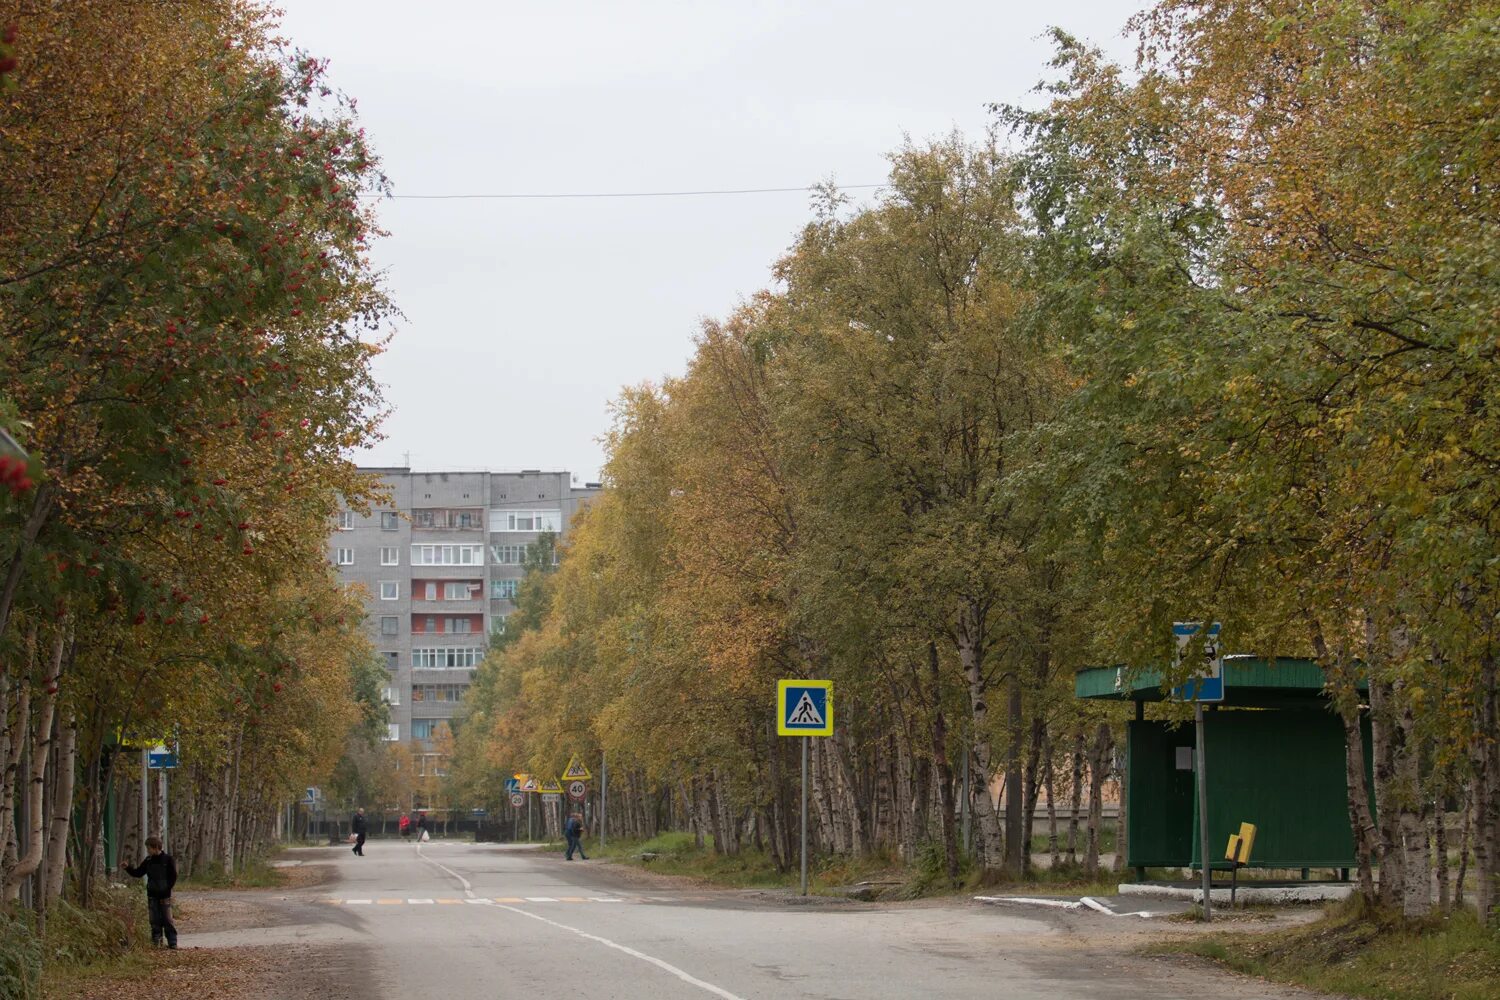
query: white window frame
[
  {"left": 380, "top": 511, "right": 400, "bottom": 530},
  {"left": 335, "top": 548, "right": 354, "bottom": 566},
  {"left": 424, "top": 582, "right": 437, "bottom": 601},
  {"left": 382, "top": 686, "right": 400, "bottom": 706},
  {"left": 490, "top": 509, "right": 562, "bottom": 533},
  {"left": 411, "top": 647, "right": 484, "bottom": 669},
  {"left": 410, "top": 543, "right": 485, "bottom": 566},
  {"left": 380, "top": 546, "right": 399, "bottom": 566},
  {"left": 336, "top": 511, "right": 354, "bottom": 531},
  {"left": 442, "top": 582, "right": 470, "bottom": 601},
  {"left": 379, "top": 581, "right": 399, "bottom": 601},
  {"left": 491, "top": 578, "right": 520, "bottom": 600},
  {"left": 384, "top": 723, "right": 399, "bottom": 742}
]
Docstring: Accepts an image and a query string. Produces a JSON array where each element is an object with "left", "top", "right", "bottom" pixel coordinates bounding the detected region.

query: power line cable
[{"left": 361, "top": 183, "right": 886, "bottom": 201}]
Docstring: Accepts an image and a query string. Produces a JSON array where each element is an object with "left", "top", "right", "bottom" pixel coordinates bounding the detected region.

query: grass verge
[
  {"left": 181, "top": 855, "right": 286, "bottom": 889},
  {"left": 586, "top": 832, "right": 1145, "bottom": 900},
  {"left": 1153, "top": 897, "right": 1500, "bottom": 1000}
]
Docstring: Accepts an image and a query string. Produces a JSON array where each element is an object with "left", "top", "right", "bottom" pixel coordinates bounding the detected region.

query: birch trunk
[
  {"left": 4, "top": 633, "right": 61, "bottom": 900},
  {"left": 42, "top": 716, "right": 76, "bottom": 903},
  {"left": 956, "top": 604, "right": 1004, "bottom": 869}
]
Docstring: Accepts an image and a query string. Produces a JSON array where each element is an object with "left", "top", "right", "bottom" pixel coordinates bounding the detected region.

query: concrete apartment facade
[{"left": 330, "top": 468, "right": 600, "bottom": 758}]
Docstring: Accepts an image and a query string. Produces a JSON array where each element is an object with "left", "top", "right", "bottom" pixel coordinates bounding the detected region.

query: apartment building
[{"left": 331, "top": 468, "right": 600, "bottom": 756}]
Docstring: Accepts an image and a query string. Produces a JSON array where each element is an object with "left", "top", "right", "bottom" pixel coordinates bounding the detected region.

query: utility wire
[{"left": 361, "top": 183, "right": 886, "bottom": 201}]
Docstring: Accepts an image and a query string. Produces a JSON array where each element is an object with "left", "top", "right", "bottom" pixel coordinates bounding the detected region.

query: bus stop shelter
[{"left": 1076, "top": 657, "right": 1370, "bottom": 881}]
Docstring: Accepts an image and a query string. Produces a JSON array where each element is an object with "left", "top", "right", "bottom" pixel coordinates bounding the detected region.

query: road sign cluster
[{"left": 509, "top": 757, "right": 592, "bottom": 809}]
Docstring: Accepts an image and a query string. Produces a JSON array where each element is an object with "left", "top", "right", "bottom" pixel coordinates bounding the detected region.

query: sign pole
[
  {"left": 141, "top": 752, "right": 149, "bottom": 854},
  {"left": 527, "top": 793, "right": 534, "bottom": 842},
  {"left": 160, "top": 768, "right": 169, "bottom": 850},
  {"left": 600, "top": 751, "right": 608, "bottom": 849},
  {"left": 1195, "top": 701, "right": 1211, "bottom": 921},
  {"left": 800, "top": 736, "right": 809, "bottom": 896}
]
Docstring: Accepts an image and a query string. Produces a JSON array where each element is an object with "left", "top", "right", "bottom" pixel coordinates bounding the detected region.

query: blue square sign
[{"left": 778, "top": 680, "right": 833, "bottom": 736}]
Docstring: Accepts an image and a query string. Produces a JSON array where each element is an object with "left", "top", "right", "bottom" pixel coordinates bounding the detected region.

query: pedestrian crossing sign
[
  {"left": 777, "top": 679, "right": 833, "bottom": 737},
  {"left": 562, "top": 755, "right": 592, "bottom": 782}
]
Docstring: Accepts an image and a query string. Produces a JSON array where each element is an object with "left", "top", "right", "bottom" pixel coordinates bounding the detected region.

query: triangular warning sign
[
  {"left": 562, "top": 755, "right": 592, "bottom": 781},
  {"left": 538, "top": 776, "right": 563, "bottom": 794},
  {"left": 520, "top": 775, "right": 539, "bottom": 792},
  {"left": 788, "top": 692, "right": 825, "bottom": 727}
]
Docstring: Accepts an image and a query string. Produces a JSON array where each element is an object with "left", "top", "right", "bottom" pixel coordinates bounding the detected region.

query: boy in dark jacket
[
  {"left": 352, "top": 807, "right": 368, "bottom": 856},
  {"left": 125, "top": 836, "right": 178, "bottom": 948}
]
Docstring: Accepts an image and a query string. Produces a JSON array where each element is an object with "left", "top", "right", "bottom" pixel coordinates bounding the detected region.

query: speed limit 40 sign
[{"left": 567, "top": 780, "right": 586, "bottom": 801}]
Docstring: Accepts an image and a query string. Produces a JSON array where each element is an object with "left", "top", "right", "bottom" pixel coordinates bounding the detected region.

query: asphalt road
[{"left": 187, "top": 842, "right": 1325, "bottom": 1000}]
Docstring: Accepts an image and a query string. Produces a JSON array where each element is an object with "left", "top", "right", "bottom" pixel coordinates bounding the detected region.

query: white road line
[
  {"left": 588, "top": 897, "right": 625, "bottom": 903},
  {"left": 345, "top": 899, "right": 372, "bottom": 905},
  {"left": 1079, "top": 896, "right": 1115, "bottom": 915},
  {"left": 408, "top": 898, "right": 435, "bottom": 904},
  {"left": 974, "top": 895, "right": 1084, "bottom": 910},
  {"left": 416, "top": 843, "right": 476, "bottom": 899},
  {"left": 493, "top": 903, "right": 746, "bottom": 1000},
  {"left": 524, "top": 896, "right": 559, "bottom": 902}
]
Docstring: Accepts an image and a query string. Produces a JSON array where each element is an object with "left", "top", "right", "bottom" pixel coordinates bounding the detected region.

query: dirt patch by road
[{"left": 51, "top": 941, "right": 370, "bottom": 1000}]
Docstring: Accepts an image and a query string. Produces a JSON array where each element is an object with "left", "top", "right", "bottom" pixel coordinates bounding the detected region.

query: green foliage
[
  {"left": 1164, "top": 899, "right": 1500, "bottom": 1000},
  {"left": 0, "top": 906, "right": 40, "bottom": 1000}
]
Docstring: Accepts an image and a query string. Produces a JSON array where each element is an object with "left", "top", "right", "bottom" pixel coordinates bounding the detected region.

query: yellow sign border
[
  {"left": 777, "top": 679, "right": 834, "bottom": 737},
  {"left": 562, "top": 755, "right": 592, "bottom": 781}
]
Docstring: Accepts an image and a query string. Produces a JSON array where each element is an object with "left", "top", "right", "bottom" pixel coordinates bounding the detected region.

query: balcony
[
  {"left": 410, "top": 599, "right": 485, "bottom": 615},
  {"left": 411, "top": 509, "right": 484, "bottom": 532}
]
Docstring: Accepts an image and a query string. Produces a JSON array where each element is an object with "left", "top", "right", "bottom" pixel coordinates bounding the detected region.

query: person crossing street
[
  {"left": 564, "top": 811, "right": 588, "bottom": 860},
  {"left": 352, "top": 807, "right": 368, "bottom": 856}
]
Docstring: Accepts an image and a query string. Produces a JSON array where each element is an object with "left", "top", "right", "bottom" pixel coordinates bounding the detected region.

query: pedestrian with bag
[
  {"left": 125, "top": 836, "right": 179, "bottom": 948},
  {"left": 352, "top": 807, "right": 368, "bottom": 856},
  {"left": 564, "top": 811, "right": 588, "bottom": 861},
  {"left": 416, "top": 811, "right": 430, "bottom": 842}
]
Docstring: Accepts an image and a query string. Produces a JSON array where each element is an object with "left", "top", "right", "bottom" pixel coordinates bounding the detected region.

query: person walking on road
[
  {"left": 399, "top": 811, "right": 410, "bottom": 840},
  {"left": 125, "top": 836, "right": 178, "bottom": 948},
  {"left": 564, "top": 811, "right": 588, "bottom": 860},
  {"left": 415, "top": 810, "right": 430, "bottom": 842},
  {"left": 352, "top": 807, "right": 368, "bottom": 856}
]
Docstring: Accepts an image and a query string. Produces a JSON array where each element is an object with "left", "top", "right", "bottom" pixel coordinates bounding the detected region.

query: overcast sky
[{"left": 275, "top": 1, "right": 1148, "bottom": 483}]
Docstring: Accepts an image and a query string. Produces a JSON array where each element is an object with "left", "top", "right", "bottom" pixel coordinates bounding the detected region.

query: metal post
[
  {"left": 160, "top": 769, "right": 169, "bottom": 850},
  {"left": 1195, "top": 701, "right": 1212, "bottom": 921},
  {"left": 527, "top": 793, "right": 534, "bottom": 842},
  {"left": 600, "top": 751, "right": 608, "bottom": 849},
  {"left": 141, "top": 752, "right": 149, "bottom": 854},
  {"left": 800, "top": 736, "right": 809, "bottom": 896}
]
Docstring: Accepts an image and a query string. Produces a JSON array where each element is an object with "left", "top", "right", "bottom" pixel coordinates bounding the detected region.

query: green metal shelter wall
[{"left": 1128, "top": 712, "right": 1363, "bottom": 870}]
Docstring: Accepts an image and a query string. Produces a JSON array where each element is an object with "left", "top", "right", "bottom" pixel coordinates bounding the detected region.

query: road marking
[
  {"left": 345, "top": 899, "right": 371, "bottom": 905},
  {"left": 464, "top": 898, "right": 494, "bottom": 905},
  {"left": 408, "top": 898, "right": 435, "bottom": 904},
  {"left": 436, "top": 898, "right": 463, "bottom": 905},
  {"left": 974, "top": 895, "right": 1084, "bottom": 910},
  {"left": 415, "top": 842, "right": 476, "bottom": 899},
  {"left": 493, "top": 897, "right": 524, "bottom": 903},
  {"left": 524, "top": 896, "right": 559, "bottom": 902},
  {"left": 588, "top": 897, "right": 624, "bottom": 903},
  {"left": 377, "top": 899, "right": 402, "bottom": 905},
  {"left": 492, "top": 903, "right": 746, "bottom": 1000},
  {"left": 557, "top": 897, "right": 587, "bottom": 902}
]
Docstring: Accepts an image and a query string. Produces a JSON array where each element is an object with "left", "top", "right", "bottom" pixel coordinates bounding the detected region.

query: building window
[
  {"left": 379, "top": 581, "right": 399, "bottom": 601},
  {"left": 381, "top": 651, "right": 399, "bottom": 671},
  {"left": 382, "top": 686, "right": 400, "bottom": 706},
  {"left": 490, "top": 579, "right": 520, "bottom": 600},
  {"left": 335, "top": 548, "right": 354, "bottom": 565},
  {"left": 425, "top": 616, "right": 437, "bottom": 633},
  {"left": 413, "top": 509, "right": 436, "bottom": 528},
  {"left": 380, "top": 511, "right": 400, "bottom": 530},
  {"left": 443, "top": 582, "right": 471, "bottom": 601},
  {"left": 411, "top": 647, "right": 484, "bottom": 669},
  {"left": 380, "top": 547, "right": 399, "bottom": 566},
  {"left": 448, "top": 618, "right": 471, "bottom": 634},
  {"left": 385, "top": 723, "right": 399, "bottom": 742},
  {"left": 411, "top": 719, "right": 437, "bottom": 741},
  {"left": 491, "top": 616, "right": 507, "bottom": 636},
  {"left": 425, "top": 582, "right": 437, "bottom": 601},
  {"left": 491, "top": 509, "right": 562, "bottom": 533},
  {"left": 410, "top": 544, "right": 484, "bottom": 566},
  {"left": 336, "top": 511, "right": 354, "bottom": 530},
  {"left": 412, "top": 684, "right": 468, "bottom": 704},
  {"left": 490, "top": 543, "right": 528, "bottom": 565},
  {"left": 380, "top": 616, "right": 399, "bottom": 636}
]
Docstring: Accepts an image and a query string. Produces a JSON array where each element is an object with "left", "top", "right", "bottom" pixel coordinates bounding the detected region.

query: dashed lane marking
[{"left": 323, "top": 895, "right": 712, "bottom": 907}]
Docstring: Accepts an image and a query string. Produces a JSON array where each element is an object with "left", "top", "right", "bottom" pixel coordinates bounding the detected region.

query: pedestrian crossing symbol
[{"left": 777, "top": 679, "right": 833, "bottom": 737}]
